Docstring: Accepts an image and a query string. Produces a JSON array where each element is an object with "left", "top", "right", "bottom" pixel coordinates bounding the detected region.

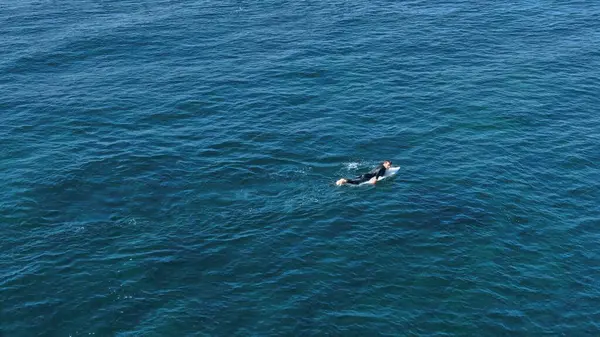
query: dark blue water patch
[{"left": 3, "top": 0, "right": 600, "bottom": 336}]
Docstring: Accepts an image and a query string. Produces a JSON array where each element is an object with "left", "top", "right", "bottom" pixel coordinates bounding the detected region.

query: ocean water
[{"left": 1, "top": 0, "right": 600, "bottom": 335}]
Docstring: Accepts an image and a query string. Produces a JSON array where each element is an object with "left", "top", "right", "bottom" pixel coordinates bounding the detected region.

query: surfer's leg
[
  {"left": 336, "top": 177, "right": 360, "bottom": 185},
  {"left": 346, "top": 174, "right": 372, "bottom": 185},
  {"left": 345, "top": 178, "right": 362, "bottom": 185},
  {"left": 336, "top": 178, "right": 348, "bottom": 186},
  {"left": 337, "top": 174, "right": 374, "bottom": 186}
]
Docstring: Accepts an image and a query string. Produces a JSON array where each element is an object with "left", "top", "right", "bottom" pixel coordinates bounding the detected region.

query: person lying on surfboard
[{"left": 336, "top": 160, "right": 392, "bottom": 186}]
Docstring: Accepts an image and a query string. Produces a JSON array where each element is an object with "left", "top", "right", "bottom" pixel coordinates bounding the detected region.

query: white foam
[{"left": 346, "top": 162, "right": 359, "bottom": 170}]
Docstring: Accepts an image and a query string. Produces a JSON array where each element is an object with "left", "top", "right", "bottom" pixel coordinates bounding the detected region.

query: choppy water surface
[{"left": 2, "top": 1, "right": 600, "bottom": 335}]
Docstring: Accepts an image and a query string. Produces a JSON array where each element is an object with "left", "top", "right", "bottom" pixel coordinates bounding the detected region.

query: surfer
[{"left": 336, "top": 160, "right": 392, "bottom": 186}]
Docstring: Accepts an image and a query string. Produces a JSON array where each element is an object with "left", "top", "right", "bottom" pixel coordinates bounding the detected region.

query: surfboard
[{"left": 358, "top": 166, "right": 400, "bottom": 185}]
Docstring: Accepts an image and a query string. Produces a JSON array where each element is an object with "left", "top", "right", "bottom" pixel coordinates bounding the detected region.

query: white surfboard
[{"left": 358, "top": 166, "right": 400, "bottom": 185}]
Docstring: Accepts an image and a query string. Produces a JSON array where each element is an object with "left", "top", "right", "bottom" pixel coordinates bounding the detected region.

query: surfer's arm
[{"left": 374, "top": 167, "right": 386, "bottom": 179}]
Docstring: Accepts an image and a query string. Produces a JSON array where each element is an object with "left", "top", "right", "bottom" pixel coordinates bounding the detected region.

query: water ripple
[{"left": 2, "top": 0, "right": 600, "bottom": 336}]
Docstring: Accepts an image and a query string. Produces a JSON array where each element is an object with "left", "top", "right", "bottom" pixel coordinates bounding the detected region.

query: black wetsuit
[{"left": 346, "top": 164, "right": 387, "bottom": 185}]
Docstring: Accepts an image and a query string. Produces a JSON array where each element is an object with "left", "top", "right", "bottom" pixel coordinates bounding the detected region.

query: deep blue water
[{"left": 2, "top": 0, "right": 600, "bottom": 335}]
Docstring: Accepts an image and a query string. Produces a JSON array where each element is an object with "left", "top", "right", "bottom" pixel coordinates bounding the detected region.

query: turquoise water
[{"left": 2, "top": 1, "right": 600, "bottom": 335}]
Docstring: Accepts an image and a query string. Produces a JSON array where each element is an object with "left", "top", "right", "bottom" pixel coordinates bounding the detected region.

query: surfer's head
[{"left": 383, "top": 160, "right": 392, "bottom": 169}]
